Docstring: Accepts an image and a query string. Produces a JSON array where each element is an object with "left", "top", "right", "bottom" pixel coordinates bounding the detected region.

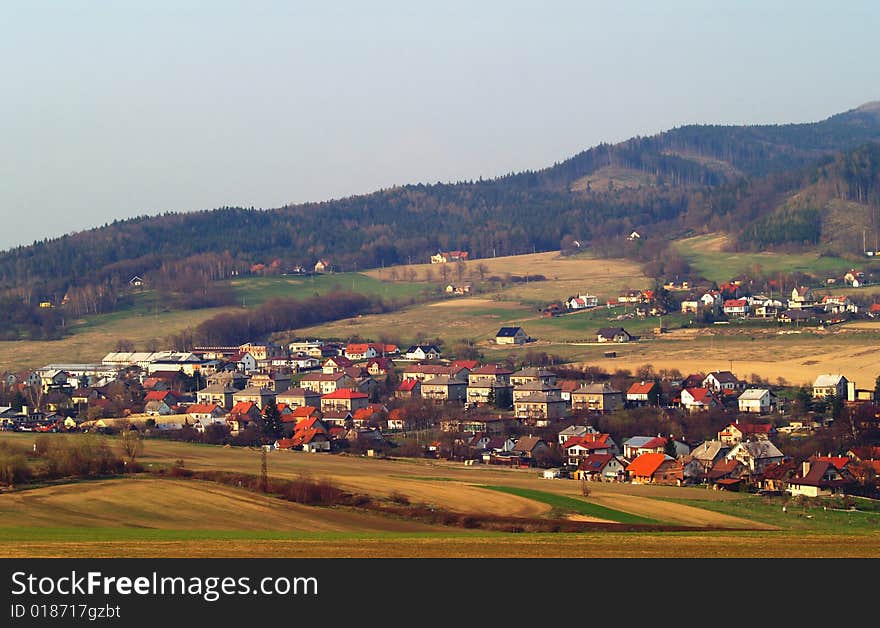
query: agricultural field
[
  {"left": 674, "top": 233, "right": 856, "bottom": 284},
  {"left": 0, "top": 306, "right": 238, "bottom": 372},
  {"left": 0, "top": 434, "right": 878, "bottom": 558},
  {"left": 365, "top": 251, "right": 650, "bottom": 305},
  {"left": 0, "top": 273, "right": 425, "bottom": 372},
  {"left": 219, "top": 273, "right": 428, "bottom": 307}
]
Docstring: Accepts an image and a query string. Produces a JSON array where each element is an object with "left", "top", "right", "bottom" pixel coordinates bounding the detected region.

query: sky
[{"left": 2, "top": 1, "right": 879, "bottom": 251}]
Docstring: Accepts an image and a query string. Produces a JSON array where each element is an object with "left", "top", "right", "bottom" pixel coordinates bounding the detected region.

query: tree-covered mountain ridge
[{"left": 3, "top": 101, "right": 880, "bottom": 299}]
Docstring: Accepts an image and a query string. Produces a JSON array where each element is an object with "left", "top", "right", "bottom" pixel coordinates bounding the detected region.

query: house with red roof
[
  {"left": 680, "top": 387, "right": 721, "bottom": 412},
  {"left": 185, "top": 403, "right": 227, "bottom": 424},
  {"left": 450, "top": 359, "right": 479, "bottom": 372},
  {"left": 718, "top": 420, "right": 774, "bottom": 445},
  {"left": 622, "top": 436, "right": 689, "bottom": 460},
  {"left": 320, "top": 388, "right": 369, "bottom": 413},
  {"left": 345, "top": 344, "right": 378, "bottom": 361},
  {"left": 467, "top": 364, "right": 514, "bottom": 386},
  {"left": 352, "top": 404, "right": 387, "bottom": 428},
  {"left": 722, "top": 299, "right": 749, "bottom": 316},
  {"left": 626, "top": 453, "right": 683, "bottom": 485},
  {"left": 562, "top": 433, "right": 617, "bottom": 465},
  {"left": 626, "top": 380, "right": 660, "bottom": 406},
  {"left": 395, "top": 378, "right": 421, "bottom": 399},
  {"left": 226, "top": 401, "right": 261, "bottom": 434}
]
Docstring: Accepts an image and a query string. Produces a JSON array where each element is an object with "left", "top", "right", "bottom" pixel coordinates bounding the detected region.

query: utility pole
[{"left": 260, "top": 446, "right": 268, "bottom": 493}]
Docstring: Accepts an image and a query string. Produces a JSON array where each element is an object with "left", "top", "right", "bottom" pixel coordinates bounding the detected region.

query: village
[
  {"left": 2, "top": 304, "right": 880, "bottom": 500},
  {"left": 4, "top": 252, "right": 880, "bottom": 501}
]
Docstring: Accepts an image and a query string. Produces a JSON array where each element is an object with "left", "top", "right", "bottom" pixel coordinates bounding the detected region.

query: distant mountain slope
[{"left": 2, "top": 102, "right": 880, "bottom": 300}]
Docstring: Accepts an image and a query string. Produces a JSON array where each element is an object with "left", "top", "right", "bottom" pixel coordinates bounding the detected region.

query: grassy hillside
[
  {"left": 674, "top": 234, "right": 855, "bottom": 284},
  {"left": 0, "top": 272, "right": 425, "bottom": 371}
]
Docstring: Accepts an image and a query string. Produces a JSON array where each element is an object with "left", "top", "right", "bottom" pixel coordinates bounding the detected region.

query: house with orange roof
[
  {"left": 625, "top": 453, "right": 683, "bottom": 485},
  {"left": 320, "top": 388, "right": 369, "bottom": 413},
  {"left": 626, "top": 380, "right": 660, "bottom": 406},
  {"left": 226, "top": 401, "right": 261, "bottom": 434},
  {"left": 345, "top": 344, "right": 378, "bottom": 361}
]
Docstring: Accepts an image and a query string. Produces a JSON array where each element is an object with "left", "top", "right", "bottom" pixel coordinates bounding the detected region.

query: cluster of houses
[
  {"left": 435, "top": 416, "right": 880, "bottom": 497},
  {"left": 682, "top": 279, "right": 870, "bottom": 325},
  {"left": 3, "top": 327, "right": 879, "bottom": 498}
]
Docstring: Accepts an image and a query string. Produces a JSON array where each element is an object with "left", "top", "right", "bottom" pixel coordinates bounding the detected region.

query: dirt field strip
[
  {"left": 135, "top": 440, "right": 764, "bottom": 527},
  {"left": 0, "top": 478, "right": 447, "bottom": 533},
  {"left": 4, "top": 533, "right": 879, "bottom": 558}
]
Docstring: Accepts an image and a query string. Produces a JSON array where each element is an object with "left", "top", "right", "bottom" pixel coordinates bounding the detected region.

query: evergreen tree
[{"left": 261, "top": 401, "right": 283, "bottom": 441}]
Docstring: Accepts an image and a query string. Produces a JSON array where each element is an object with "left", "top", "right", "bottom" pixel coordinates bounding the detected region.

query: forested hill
[{"left": 3, "top": 102, "right": 880, "bottom": 303}]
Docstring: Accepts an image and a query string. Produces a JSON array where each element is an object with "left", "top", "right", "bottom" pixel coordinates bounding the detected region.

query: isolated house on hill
[
  {"left": 597, "top": 328, "right": 633, "bottom": 343},
  {"left": 495, "top": 327, "right": 529, "bottom": 345}
]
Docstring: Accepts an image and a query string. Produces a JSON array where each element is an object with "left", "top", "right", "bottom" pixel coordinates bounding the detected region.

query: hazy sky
[{"left": 2, "top": 1, "right": 879, "bottom": 251}]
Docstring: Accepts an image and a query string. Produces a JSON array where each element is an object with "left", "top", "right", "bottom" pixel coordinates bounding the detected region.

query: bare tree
[
  {"left": 119, "top": 429, "right": 143, "bottom": 468},
  {"left": 438, "top": 264, "right": 451, "bottom": 283},
  {"left": 114, "top": 338, "right": 135, "bottom": 352},
  {"left": 476, "top": 263, "right": 489, "bottom": 281}
]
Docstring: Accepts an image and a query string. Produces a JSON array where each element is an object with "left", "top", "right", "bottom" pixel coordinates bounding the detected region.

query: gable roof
[
  {"left": 186, "top": 403, "right": 221, "bottom": 415},
  {"left": 597, "top": 327, "right": 629, "bottom": 338},
  {"left": 322, "top": 388, "right": 369, "bottom": 400},
  {"left": 512, "top": 436, "right": 546, "bottom": 453},
  {"left": 396, "top": 379, "right": 420, "bottom": 392},
  {"left": 813, "top": 374, "right": 846, "bottom": 387},
  {"left": 627, "top": 381, "right": 657, "bottom": 395},
  {"left": 706, "top": 371, "right": 740, "bottom": 384},
  {"left": 471, "top": 364, "right": 514, "bottom": 376},
  {"left": 276, "top": 387, "right": 320, "bottom": 399},
  {"left": 738, "top": 388, "right": 772, "bottom": 400},
  {"left": 496, "top": 327, "right": 524, "bottom": 337},
  {"left": 573, "top": 382, "right": 621, "bottom": 395},
  {"left": 577, "top": 454, "right": 617, "bottom": 472},
  {"left": 229, "top": 401, "right": 258, "bottom": 416},
  {"left": 682, "top": 387, "right": 716, "bottom": 404},
  {"left": 626, "top": 453, "right": 673, "bottom": 477},
  {"left": 450, "top": 359, "right": 479, "bottom": 371}
]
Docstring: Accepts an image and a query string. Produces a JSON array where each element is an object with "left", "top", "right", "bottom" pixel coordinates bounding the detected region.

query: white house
[
  {"left": 812, "top": 374, "right": 848, "bottom": 399},
  {"left": 680, "top": 299, "right": 700, "bottom": 314},
  {"left": 404, "top": 345, "right": 442, "bottom": 360},
  {"left": 725, "top": 440, "right": 784, "bottom": 474},
  {"left": 567, "top": 295, "right": 599, "bottom": 310},
  {"left": 737, "top": 389, "right": 777, "bottom": 414},
  {"left": 722, "top": 299, "right": 749, "bottom": 316}
]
